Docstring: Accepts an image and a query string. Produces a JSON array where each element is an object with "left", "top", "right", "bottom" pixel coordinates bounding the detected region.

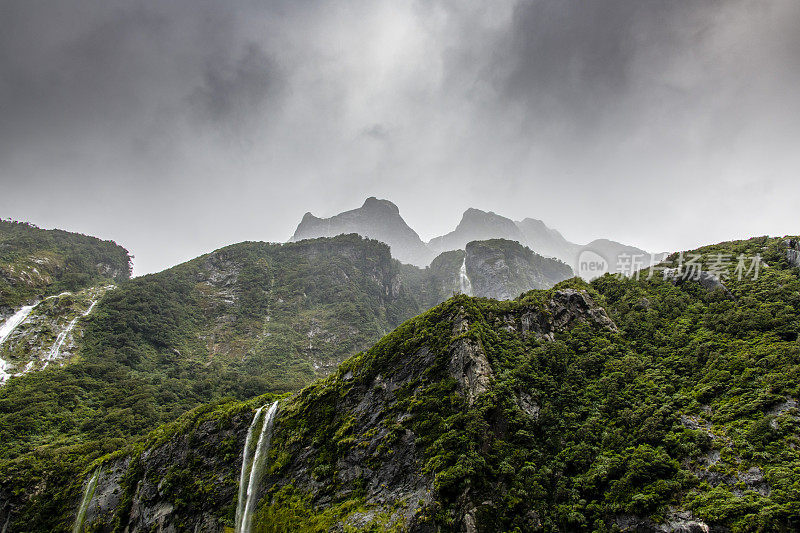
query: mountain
[
  {"left": 428, "top": 208, "right": 526, "bottom": 255},
  {"left": 465, "top": 239, "right": 573, "bottom": 300},
  {"left": 515, "top": 217, "right": 579, "bottom": 262},
  {"left": 0, "top": 220, "right": 130, "bottom": 383},
  {"left": 291, "top": 197, "right": 435, "bottom": 266},
  {"left": 0, "top": 220, "right": 130, "bottom": 313},
  {"left": 291, "top": 201, "right": 662, "bottom": 279},
  {"left": 430, "top": 208, "right": 662, "bottom": 278},
  {"left": 0, "top": 234, "right": 432, "bottom": 462},
  {"left": 4, "top": 235, "right": 800, "bottom": 532},
  {"left": 0, "top": 233, "right": 575, "bottom": 455},
  {"left": 416, "top": 239, "right": 573, "bottom": 304}
]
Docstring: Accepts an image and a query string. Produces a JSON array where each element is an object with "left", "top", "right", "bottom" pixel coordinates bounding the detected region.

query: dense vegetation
[
  {"left": 255, "top": 236, "right": 800, "bottom": 531},
  {"left": 0, "top": 220, "right": 131, "bottom": 310},
  {"left": 0, "top": 235, "right": 437, "bottom": 530},
  {"left": 3, "top": 234, "right": 799, "bottom": 532}
]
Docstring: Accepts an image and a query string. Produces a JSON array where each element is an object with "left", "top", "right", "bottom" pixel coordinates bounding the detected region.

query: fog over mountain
[{"left": 1, "top": 1, "right": 799, "bottom": 275}]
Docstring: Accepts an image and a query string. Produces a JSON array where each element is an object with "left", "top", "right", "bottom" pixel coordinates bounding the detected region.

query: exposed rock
[
  {"left": 617, "top": 511, "right": 712, "bottom": 532},
  {"left": 547, "top": 289, "right": 618, "bottom": 332},
  {"left": 516, "top": 391, "right": 540, "bottom": 420},
  {"left": 465, "top": 239, "right": 573, "bottom": 300},
  {"left": 449, "top": 316, "right": 493, "bottom": 405},
  {"left": 291, "top": 197, "right": 434, "bottom": 266},
  {"left": 786, "top": 239, "right": 800, "bottom": 268},
  {"left": 663, "top": 268, "right": 734, "bottom": 299}
]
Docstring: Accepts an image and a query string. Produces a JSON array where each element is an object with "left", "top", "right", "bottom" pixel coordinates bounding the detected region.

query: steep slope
[
  {"left": 6, "top": 235, "right": 800, "bottom": 532},
  {"left": 291, "top": 197, "right": 434, "bottom": 266},
  {"left": 465, "top": 239, "right": 573, "bottom": 300},
  {"left": 0, "top": 220, "right": 130, "bottom": 313},
  {"left": 0, "top": 235, "right": 430, "bottom": 468},
  {"left": 0, "top": 285, "right": 112, "bottom": 382},
  {"left": 0, "top": 220, "right": 131, "bottom": 384}
]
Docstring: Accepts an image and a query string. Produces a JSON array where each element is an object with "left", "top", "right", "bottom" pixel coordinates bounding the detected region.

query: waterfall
[
  {"left": 0, "top": 302, "right": 40, "bottom": 383},
  {"left": 235, "top": 406, "right": 265, "bottom": 529},
  {"left": 459, "top": 256, "right": 473, "bottom": 296},
  {"left": 47, "top": 299, "right": 99, "bottom": 361},
  {"left": 72, "top": 468, "right": 101, "bottom": 533},
  {"left": 235, "top": 401, "right": 279, "bottom": 533},
  {"left": 0, "top": 302, "right": 39, "bottom": 346}
]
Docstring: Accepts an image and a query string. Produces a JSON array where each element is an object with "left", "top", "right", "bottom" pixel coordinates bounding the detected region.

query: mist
[{"left": 1, "top": 0, "right": 798, "bottom": 275}]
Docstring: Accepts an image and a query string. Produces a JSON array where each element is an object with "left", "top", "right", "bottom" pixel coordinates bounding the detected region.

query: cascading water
[
  {"left": 72, "top": 467, "right": 101, "bottom": 533},
  {"left": 47, "top": 299, "right": 99, "bottom": 362},
  {"left": 235, "top": 406, "right": 265, "bottom": 528},
  {"left": 0, "top": 302, "right": 40, "bottom": 382},
  {"left": 459, "top": 256, "right": 473, "bottom": 296},
  {"left": 235, "top": 401, "right": 279, "bottom": 533},
  {"left": 0, "top": 302, "right": 39, "bottom": 346}
]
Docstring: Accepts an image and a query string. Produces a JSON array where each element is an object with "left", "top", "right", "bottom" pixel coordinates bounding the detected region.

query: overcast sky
[{"left": 1, "top": 0, "right": 798, "bottom": 275}]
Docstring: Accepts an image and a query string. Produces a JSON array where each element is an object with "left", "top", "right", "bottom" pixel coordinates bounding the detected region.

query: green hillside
[
  {"left": 3, "top": 235, "right": 799, "bottom": 532},
  {"left": 0, "top": 220, "right": 131, "bottom": 310}
]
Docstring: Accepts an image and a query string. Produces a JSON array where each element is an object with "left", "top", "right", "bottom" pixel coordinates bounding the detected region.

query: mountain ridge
[
  {"left": 6, "top": 234, "right": 800, "bottom": 531},
  {"left": 290, "top": 198, "right": 662, "bottom": 277}
]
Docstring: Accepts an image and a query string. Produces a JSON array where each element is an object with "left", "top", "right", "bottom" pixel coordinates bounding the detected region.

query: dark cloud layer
[{"left": 0, "top": 0, "right": 798, "bottom": 274}]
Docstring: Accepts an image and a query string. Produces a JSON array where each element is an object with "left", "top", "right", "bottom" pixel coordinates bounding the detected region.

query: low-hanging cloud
[{"left": 0, "top": 0, "right": 798, "bottom": 275}]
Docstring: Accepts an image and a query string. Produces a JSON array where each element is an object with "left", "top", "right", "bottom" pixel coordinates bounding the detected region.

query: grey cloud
[
  {"left": 189, "top": 43, "right": 284, "bottom": 130},
  {"left": 0, "top": 0, "right": 798, "bottom": 275}
]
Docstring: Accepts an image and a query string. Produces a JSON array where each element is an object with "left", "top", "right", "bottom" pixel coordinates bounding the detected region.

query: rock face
[
  {"left": 786, "top": 239, "right": 800, "bottom": 268},
  {"left": 291, "top": 197, "right": 434, "bottom": 266},
  {"left": 72, "top": 406, "right": 257, "bottom": 532},
  {"left": 59, "top": 284, "right": 620, "bottom": 533},
  {"left": 465, "top": 239, "right": 573, "bottom": 300}
]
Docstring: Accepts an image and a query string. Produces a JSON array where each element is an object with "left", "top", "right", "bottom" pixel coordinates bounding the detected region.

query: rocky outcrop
[
  {"left": 786, "top": 239, "right": 800, "bottom": 268},
  {"left": 546, "top": 288, "right": 618, "bottom": 332},
  {"left": 291, "top": 197, "right": 434, "bottom": 266},
  {"left": 449, "top": 315, "right": 493, "bottom": 405},
  {"left": 74, "top": 408, "right": 258, "bottom": 532},
  {"left": 663, "top": 268, "right": 734, "bottom": 299},
  {"left": 616, "top": 511, "right": 712, "bottom": 532},
  {"left": 465, "top": 239, "right": 573, "bottom": 300}
]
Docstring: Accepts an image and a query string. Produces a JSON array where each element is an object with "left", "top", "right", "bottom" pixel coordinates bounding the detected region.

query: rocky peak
[
  {"left": 464, "top": 239, "right": 573, "bottom": 300},
  {"left": 290, "top": 198, "right": 433, "bottom": 266},
  {"left": 429, "top": 209, "right": 524, "bottom": 255},
  {"left": 361, "top": 196, "right": 400, "bottom": 215}
]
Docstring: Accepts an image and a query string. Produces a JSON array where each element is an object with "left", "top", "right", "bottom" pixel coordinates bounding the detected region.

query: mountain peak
[
  {"left": 290, "top": 198, "right": 433, "bottom": 266},
  {"left": 362, "top": 196, "right": 400, "bottom": 215}
]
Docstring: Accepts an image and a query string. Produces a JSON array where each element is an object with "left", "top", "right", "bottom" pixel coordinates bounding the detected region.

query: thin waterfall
[
  {"left": 72, "top": 468, "right": 101, "bottom": 533},
  {"left": 48, "top": 299, "right": 99, "bottom": 361},
  {"left": 0, "top": 302, "right": 39, "bottom": 346},
  {"left": 235, "top": 406, "right": 265, "bottom": 528},
  {"left": 459, "top": 256, "right": 473, "bottom": 296},
  {"left": 235, "top": 400, "right": 279, "bottom": 533},
  {"left": 0, "top": 302, "right": 39, "bottom": 383}
]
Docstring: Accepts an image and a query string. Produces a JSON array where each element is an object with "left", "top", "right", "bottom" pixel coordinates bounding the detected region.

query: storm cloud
[{"left": 1, "top": 0, "right": 798, "bottom": 274}]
